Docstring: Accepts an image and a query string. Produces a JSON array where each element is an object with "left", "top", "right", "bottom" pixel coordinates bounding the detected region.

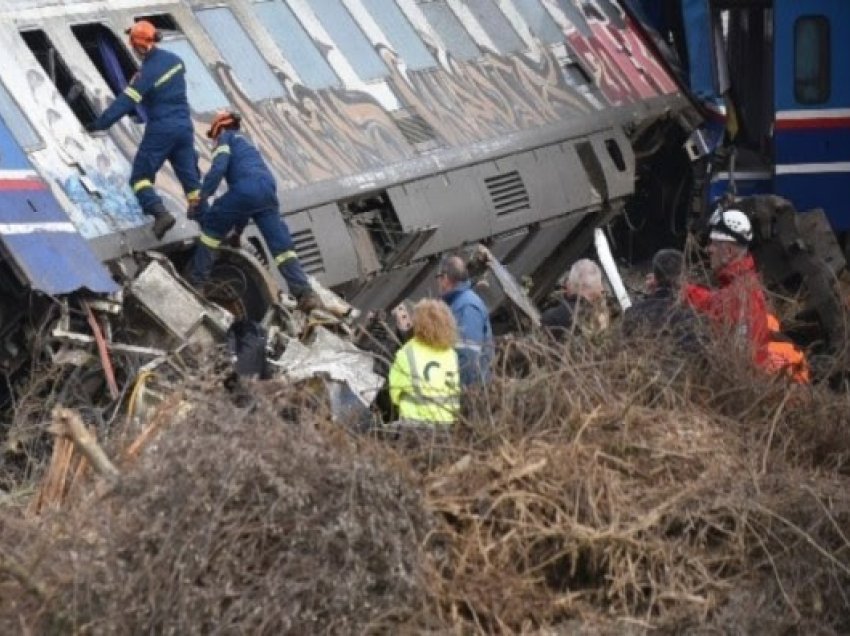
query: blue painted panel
[
  {"left": 774, "top": 128, "right": 850, "bottom": 164},
  {"left": 773, "top": 1, "right": 850, "bottom": 230},
  {"left": 681, "top": 0, "right": 716, "bottom": 100},
  {"left": 0, "top": 120, "right": 116, "bottom": 294},
  {"left": 775, "top": 173, "right": 848, "bottom": 230},
  {"left": 0, "top": 189, "right": 76, "bottom": 224},
  {"left": 1, "top": 230, "right": 118, "bottom": 294}
]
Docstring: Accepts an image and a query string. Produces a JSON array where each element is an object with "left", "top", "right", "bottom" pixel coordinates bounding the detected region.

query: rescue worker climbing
[
  {"left": 188, "top": 110, "right": 319, "bottom": 309},
  {"left": 86, "top": 20, "right": 201, "bottom": 239}
]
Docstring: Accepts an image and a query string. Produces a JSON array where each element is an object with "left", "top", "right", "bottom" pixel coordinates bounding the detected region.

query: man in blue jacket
[
  {"left": 437, "top": 255, "right": 493, "bottom": 387},
  {"left": 87, "top": 20, "right": 202, "bottom": 240},
  {"left": 187, "top": 111, "right": 319, "bottom": 310}
]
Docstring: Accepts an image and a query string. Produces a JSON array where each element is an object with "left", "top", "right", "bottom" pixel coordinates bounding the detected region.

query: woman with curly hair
[{"left": 388, "top": 299, "right": 461, "bottom": 428}]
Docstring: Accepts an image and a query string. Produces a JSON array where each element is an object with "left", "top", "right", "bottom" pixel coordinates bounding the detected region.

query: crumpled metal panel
[
  {"left": 129, "top": 260, "right": 233, "bottom": 342},
  {"left": 476, "top": 245, "right": 541, "bottom": 327},
  {"left": 271, "top": 327, "right": 384, "bottom": 407}
]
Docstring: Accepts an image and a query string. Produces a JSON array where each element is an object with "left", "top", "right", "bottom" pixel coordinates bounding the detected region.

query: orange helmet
[
  {"left": 207, "top": 111, "right": 242, "bottom": 139},
  {"left": 126, "top": 20, "right": 161, "bottom": 50}
]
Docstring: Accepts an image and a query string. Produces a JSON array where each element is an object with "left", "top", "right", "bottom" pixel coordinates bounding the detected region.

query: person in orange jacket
[
  {"left": 684, "top": 207, "right": 809, "bottom": 384},
  {"left": 684, "top": 208, "right": 771, "bottom": 366}
]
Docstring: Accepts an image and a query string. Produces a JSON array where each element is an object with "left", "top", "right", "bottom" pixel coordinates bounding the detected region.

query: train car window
[
  {"left": 464, "top": 0, "right": 525, "bottom": 54},
  {"left": 794, "top": 16, "right": 830, "bottom": 105},
  {"left": 359, "top": 0, "right": 436, "bottom": 70},
  {"left": 0, "top": 82, "right": 42, "bottom": 150},
  {"left": 418, "top": 1, "right": 481, "bottom": 61},
  {"left": 196, "top": 8, "right": 285, "bottom": 101},
  {"left": 552, "top": 0, "right": 592, "bottom": 38},
  {"left": 308, "top": 0, "right": 388, "bottom": 82},
  {"left": 252, "top": 1, "right": 341, "bottom": 90},
  {"left": 512, "top": 0, "right": 563, "bottom": 45},
  {"left": 70, "top": 23, "right": 145, "bottom": 123},
  {"left": 157, "top": 39, "right": 230, "bottom": 113},
  {"left": 20, "top": 29, "right": 98, "bottom": 126}
]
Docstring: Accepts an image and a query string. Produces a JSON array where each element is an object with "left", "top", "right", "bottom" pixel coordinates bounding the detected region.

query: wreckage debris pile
[{"left": 2, "top": 336, "right": 850, "bottom": 633}]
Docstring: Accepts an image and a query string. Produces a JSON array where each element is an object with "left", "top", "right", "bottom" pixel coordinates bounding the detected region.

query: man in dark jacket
[
  {"left": 437, "top": 255, "right": 493, "bottom": 387},
  {"left": 622, "top": 249, "right": 698, "bottom": 346},
  {"left": 541, "top": 258, "right": 609, "bottom": 335},
  {"left": 187, "top": 111, "right": 318, "bottom": 310},
  {"left": 87, "top": 20, "right": 202, "bottom": 239}
]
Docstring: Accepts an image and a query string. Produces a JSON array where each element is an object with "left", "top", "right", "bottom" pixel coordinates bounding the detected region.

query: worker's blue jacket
[
  {"left": 92, "top": 47, "right": 191, "bottom": 132},
  {"left": 200, "top": 129, "right": 275, "bottom": 199},
  {"left": 442, "top": 282, "right": 493, "bottom": 387}
]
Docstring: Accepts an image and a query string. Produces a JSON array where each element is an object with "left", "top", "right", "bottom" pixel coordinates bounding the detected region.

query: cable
[{"left": 83, "top": 301, "right": 120, "bottom": 400}]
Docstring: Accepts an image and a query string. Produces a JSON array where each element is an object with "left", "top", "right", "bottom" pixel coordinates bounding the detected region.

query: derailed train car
[{"left": 0, "top": 0, "right": 698, "bottom": 370}]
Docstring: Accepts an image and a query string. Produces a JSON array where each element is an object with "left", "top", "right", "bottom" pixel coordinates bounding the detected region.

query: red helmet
[
  {"left": 207, "top": 111, "right": 242, "bottom": 139},
  {"left": 126, "top": 21, "right": 161, "bottom": 50}
]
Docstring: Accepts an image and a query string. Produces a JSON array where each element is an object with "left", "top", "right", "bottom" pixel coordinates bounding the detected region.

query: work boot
[
  {"left": 147, "top": 203, "right": 176, "bottom": 240},
  {"left": 295, "top": 290, "right": 323, "bottom": 313}
]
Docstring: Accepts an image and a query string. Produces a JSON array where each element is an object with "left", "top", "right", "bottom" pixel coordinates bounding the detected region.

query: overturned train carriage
[{"left": 0, "top": 0, "right": 696, "bottom": 360}]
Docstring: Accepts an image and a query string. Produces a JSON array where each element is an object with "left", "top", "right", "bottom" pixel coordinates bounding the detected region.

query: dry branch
[{"left": 48, "top": 407, "right": 118, "bottom": 481}]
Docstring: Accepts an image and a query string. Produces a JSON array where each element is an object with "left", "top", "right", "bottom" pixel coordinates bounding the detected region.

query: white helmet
[{"left": 708, "top": 208, "right": 752, "bottom": 245}]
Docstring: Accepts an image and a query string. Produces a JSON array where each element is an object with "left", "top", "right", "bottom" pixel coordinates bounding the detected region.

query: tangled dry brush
[{"left": 1, "top": 332, "right": 850, "bottom": 634}]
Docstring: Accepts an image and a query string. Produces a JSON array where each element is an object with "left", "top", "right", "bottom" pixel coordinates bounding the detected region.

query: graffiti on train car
[
  {"left": 214, "top": 64, "right": 413, "bottom": 188},
  {"left": 382, "top": 45, "right": 590, "bottom": 146},
  {"left": 18, "top": 61, "right": 145, "bottom": 239},
  {"left": 547, "top": 0, "right": 676, "bottom": 105}
]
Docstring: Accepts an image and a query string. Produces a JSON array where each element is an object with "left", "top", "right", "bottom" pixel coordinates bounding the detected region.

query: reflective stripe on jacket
[
  {"left": 92, "top": 47, "right": 191, "bottom": 131},
  {"left": 388, "top": 338, "right": 460, "bottom": 424}
]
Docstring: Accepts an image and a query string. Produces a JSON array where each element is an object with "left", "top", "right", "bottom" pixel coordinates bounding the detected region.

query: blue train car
[{"left": 630, "top": 0, "right": 850, "bottom": 235}]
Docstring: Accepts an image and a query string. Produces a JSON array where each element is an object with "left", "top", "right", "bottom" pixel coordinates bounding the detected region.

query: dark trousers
[
  {"left": 188, "top": 177, "right": 311, "bottom": 297},
  {"left": 130, "top": 126, "right": 201, "bottom": 215}
]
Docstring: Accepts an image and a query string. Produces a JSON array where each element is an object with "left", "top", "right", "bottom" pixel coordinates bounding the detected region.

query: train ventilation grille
[
  {"left": 485, "top": 171, "right": 530, "bottom": 216},
  {"left": 391, "top": 111, "right": 440, "bottom": 149},
  {"left": 291, "top": 228, "right": 324, "bottom": 275}
]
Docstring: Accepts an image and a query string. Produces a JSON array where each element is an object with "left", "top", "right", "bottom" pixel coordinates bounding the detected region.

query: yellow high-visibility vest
[{"left": 389, "top": 338, "right": 460, "bottom": 424}]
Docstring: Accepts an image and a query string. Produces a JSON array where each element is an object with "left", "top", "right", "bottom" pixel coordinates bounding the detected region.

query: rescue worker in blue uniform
[
  {"left": 87, "top": 20, "right": 202, "bottom": 240},
  {"left": 188, "top": 111, "right": 319, "bottom": 309}
]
